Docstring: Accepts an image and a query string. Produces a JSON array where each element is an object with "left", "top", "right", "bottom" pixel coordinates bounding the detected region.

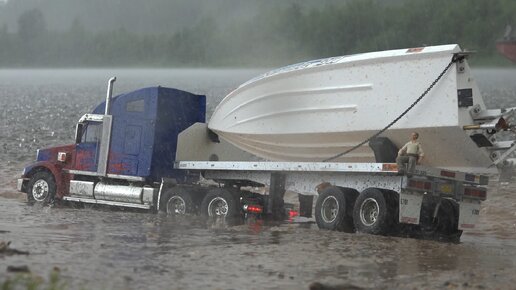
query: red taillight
[
  {"left": 288, "top": 210, "right": 299, "bottom": 218},
  {"left": 244, "top": 205, "right": 263, "bottom": 214},
  {"left": 408, "top": 179, "right": 432, "bottom": 191},
  {"left": 464, "top": 187, "right": 487, "bottom": 200}
]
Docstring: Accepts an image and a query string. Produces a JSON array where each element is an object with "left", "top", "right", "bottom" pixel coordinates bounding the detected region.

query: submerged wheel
[
  {"left": 315, "top": 187, "right": 353, "bottom": 232},
  {"left": 420, "top": 199, "right": 462, "bottom": 242},
  {"left": 162, "top": 187, "right": 195, "bottom": 216},
  {"left": 200, "top": 189, "right": 239, "bottom": 218},
  {"left": 420, "top": 199, "right": 447, "bottom": 235},
  {"left": 353, "top": 188, "right": 392, "bottom": 235},
  {"left": 445, "top": 199, "right": 463, "bottom": 243},
  {"left": 27, "top": 171, "right": 56, "bottom": 204}
]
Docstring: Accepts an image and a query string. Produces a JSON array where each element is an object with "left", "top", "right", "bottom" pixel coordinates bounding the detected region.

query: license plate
[{"left": 438, "top": 183, "right": 454, "bottom": 194}]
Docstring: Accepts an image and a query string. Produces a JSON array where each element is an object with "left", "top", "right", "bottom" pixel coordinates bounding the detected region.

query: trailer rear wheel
[
  {"left": 423, "top": 199, "right": 461, "bottom": 242},
  {"left": 353, "top": 188, "right": 391, "bottom": 235},
  {"left": 315, "top": 187, "right": 353, "bottom": 232},
  {"left": 442, "top": 200, "right": 462, "bottom": 241},
  {"left": 200, "top": 189, "right": 239, "bottom": 218},
  {"left": 27, "top": 171, "right": 56, "bottom": 205}
]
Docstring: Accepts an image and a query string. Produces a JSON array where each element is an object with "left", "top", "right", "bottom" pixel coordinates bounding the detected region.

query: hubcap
[
  {"left": 207, "top": 197, "right": 228, "bottom": 217},
  {"left": 321, "top": 196, "right": 339, "bottom": 223},
  {"left": 166, "top": 196, "right": 186, "bottom": 215},
  {"left": 360, "top": 198, "right": 379, "bottom": 226},
  {"left": 32, "top": 179, "right": 49, "bottom": 201}
]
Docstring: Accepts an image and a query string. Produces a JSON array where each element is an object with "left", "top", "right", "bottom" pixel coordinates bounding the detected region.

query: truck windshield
[{"left": 81, "top": 122, "right": 103, "bottom": 143}]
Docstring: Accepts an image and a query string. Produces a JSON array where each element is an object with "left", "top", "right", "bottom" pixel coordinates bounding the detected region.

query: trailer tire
[
  {"left": 353, "top": 188, "right": 391, "bottom": 235},
  {"left": 420, "top": 198, "right": 462, "bottom": 242},
  {"left": 441, "top": 199, "right": 462, "bottom": 243},
  {"left": 200, "top": 188, "right": 239, "bottom": 218},
  {"left": 163, "top": 187, "right": 195, "bottom": 216},
  {"left": 315, "top": 187, "right": 353, "bottom": 232},
  {"left": 27, "top": 171, "right": 56, "bottom": 205}
]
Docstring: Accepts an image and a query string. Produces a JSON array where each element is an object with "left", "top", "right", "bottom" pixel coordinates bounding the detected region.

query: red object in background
[{"left": 496, "top": 41, "right": 516, "bottom": 63}]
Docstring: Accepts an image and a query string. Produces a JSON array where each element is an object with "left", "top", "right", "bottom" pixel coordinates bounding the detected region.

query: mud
[{"left": 1, "top": 68, "right": 516, "bottom": 289}]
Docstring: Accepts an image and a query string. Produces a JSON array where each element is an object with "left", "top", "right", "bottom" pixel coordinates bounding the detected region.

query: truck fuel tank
[
  {"left": 69, "top": 181, "right": 155, "bottom": 205},
  {"left": 94, "top": 183, "right": 143, "bottom": 203}
]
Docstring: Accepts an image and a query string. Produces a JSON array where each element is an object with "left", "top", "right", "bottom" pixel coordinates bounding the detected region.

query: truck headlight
[{"left": 57, "top": 152, "right": 67, "bottom": 162}]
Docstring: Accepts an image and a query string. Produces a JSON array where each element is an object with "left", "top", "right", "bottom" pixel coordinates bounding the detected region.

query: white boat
[{"left": 208, "top": 44, "right": 516, "bottom": 173}]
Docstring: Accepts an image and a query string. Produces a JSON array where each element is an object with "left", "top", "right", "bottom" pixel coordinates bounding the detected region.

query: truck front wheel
[
  {"left": 27, "top": 171, "right": 56, "bottom": 205},
  {"left": 353, "top": 188, "right": 392, "bottom": 235}
]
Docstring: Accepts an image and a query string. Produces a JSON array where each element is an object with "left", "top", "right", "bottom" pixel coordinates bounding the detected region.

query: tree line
[{"left": 0, "top": 0, "right": 515, "bottom": 67}]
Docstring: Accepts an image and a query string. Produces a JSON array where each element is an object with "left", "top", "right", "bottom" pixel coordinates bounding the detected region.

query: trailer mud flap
[
  {"left": 399, "top": 192, "right": 423, "bottom": 224},
  {"left": 458, "top": 199, "right": 481, "bottom": 230}
]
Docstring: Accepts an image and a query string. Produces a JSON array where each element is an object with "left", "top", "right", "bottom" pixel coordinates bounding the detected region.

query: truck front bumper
[{"left": 17, "top": 178, "right": 28, "bottom": 192}]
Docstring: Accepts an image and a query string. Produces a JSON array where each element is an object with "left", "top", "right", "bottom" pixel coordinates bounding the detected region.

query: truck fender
[
  {"left": 23, "top": 161, "right": 70, "bottom": 199},
  {"left": 157, "top": 178, "right": 178, "bottom": 211}
]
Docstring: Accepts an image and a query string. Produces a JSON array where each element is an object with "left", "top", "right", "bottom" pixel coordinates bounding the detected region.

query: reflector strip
[
  {"left": 408, "top": 179, "right": 432, "bottom": 190},
  {"left": 407, "top": 47, "right": 424, "bottom": 53},
  {"left": 382, "top": 163, "right": 398, "bottom": 172},
  {"left": 464, "top": 174, "right": 476, "bottom": 182},
  {"left": 440, "top": 170, "right": 456, "bottom": 178},
  {"left": 460, "top": 223, "right": 475, "bottom": 229},
  {"left": 464, "top": 187, "right": 487, "bottom": 200},
  {"left": 400, "top": 216, "right": 418, "bottom": 224}
]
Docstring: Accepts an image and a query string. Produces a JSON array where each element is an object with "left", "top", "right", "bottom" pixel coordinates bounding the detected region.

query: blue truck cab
[
  {"left": 75, "top": 86, "right": 205, "bottom": 181},
  {"left": 18, "top": 79, "right": 207, "bottom": 206}
]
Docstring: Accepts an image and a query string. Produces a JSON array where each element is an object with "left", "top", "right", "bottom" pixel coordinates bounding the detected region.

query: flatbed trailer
[{"left": 171, "top": 160, "right": 487, "bottom": 239}]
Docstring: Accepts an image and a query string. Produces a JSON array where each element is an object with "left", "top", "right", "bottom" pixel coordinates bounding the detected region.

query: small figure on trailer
[{"left": 396, "top": 132, "right": 424, "bottom": 177}]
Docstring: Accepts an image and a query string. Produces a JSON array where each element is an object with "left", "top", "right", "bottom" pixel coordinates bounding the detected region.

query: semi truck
[{"left": 17, "top": 47, "right": 515, "bottom": 241}]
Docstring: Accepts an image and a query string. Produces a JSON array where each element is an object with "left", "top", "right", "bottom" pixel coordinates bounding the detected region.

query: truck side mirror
[{"left": 75, "top": 123, "right": 84, "bottom": 144}]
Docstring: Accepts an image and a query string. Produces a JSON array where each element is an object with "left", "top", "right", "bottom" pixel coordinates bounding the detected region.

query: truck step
[{"left": 62, "top": 196, "right": 152, "bottom": 210}]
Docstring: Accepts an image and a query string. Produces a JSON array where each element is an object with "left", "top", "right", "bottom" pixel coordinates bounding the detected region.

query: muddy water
[{"left": 1, "top": 68, "right": 516, "bottom": 289}]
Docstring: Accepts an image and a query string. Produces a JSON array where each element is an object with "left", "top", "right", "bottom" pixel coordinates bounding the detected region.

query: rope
[{"left": 323, "top": 55, "right": 463, "bottom": 162}]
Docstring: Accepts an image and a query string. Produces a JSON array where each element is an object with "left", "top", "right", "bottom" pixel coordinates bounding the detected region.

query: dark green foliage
[{"left": 0, "top": 0, "right": 514, "bottom": 67}]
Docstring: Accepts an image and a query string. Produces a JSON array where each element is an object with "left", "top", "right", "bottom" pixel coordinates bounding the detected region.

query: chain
[{"left": 323, "top": 55, "right": 463, "bottom": 162}]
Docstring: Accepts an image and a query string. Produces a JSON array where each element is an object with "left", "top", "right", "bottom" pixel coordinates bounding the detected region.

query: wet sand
[{"left": 1, "top": 68, "right": 516, "bottom": 289}]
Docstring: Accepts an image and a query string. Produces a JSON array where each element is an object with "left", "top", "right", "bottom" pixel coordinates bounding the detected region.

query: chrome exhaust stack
[
  {"left": 105, "top": 77, "right": 117, "bottom": 115},
  {"left": 97, "top": 77, "right": 116, "bottom": 176}
]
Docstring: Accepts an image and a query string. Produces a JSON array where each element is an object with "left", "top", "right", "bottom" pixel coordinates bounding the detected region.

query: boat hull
[{"left": 208, "top": 45, "right": 494, "bottom": 172}]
